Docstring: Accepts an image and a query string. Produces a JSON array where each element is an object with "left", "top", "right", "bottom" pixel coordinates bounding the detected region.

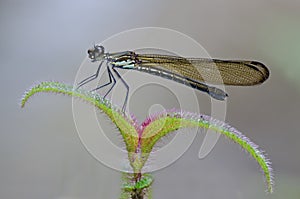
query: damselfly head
[{"left": 87, "top": 45, "right": 105, "bottom": 62}]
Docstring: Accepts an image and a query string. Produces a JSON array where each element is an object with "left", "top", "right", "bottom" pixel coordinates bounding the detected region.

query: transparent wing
[{"left": 136, "top": 54, "right": 269, "bottom": 86}]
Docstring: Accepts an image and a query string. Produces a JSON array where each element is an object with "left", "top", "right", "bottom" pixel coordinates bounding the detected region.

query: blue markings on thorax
[{"left": 112, "top": 60, "right": 135, "bottom": 69}]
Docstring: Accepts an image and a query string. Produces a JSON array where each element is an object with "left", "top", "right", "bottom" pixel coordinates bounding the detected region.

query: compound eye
[
  {"left": 95, "top": 45, "right": 104, "bottom": 53},
  {"left": 87, "top": 49, "right": 94, "bottom": 59}
]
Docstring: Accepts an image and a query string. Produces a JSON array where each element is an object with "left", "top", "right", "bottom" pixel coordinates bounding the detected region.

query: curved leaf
[
  {"left": 21, "top": 81, "right": 139, "bottom": 153},
  {"left": 140, "top": 110, "right": 273, "bottom": 193}
]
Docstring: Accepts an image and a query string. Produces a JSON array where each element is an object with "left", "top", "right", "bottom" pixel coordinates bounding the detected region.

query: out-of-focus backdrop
[{"left": 1, "top": 0, "right": 300, "bottom": 198}]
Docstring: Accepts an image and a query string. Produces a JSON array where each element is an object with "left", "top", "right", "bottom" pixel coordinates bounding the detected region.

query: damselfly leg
[
  {"left": 77, "top": 60, "right": 129, "bottom": 112},
  {"left": 77, "top": 61, "right": 104, "bottom": 89},
  {"left": 111, "top": 67, "right": 129, "bottom": 112},
  {"left": 91, "top": 63, "right": 116, "bottom": 94}
]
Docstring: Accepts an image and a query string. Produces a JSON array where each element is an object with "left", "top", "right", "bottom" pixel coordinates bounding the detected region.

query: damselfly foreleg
[
  {"left": 77, "top": 61, "right": 104, "bottom": 88},
  {"left": 91, "top": 63, "right": 116, "bottom": 97}
]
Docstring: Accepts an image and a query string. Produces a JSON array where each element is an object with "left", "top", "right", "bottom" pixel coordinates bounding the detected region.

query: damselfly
[{"left": 77, "top": 45, "right": 269, "bottom": 111}]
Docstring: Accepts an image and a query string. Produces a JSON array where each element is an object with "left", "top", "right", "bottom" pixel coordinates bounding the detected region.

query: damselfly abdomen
[{"left": 77, "top": 45, "right": 269, "bottom": 111}]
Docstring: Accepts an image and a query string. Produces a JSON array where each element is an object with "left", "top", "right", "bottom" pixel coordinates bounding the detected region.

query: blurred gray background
[{"left": 1, "top": 0, "right": 300, "bottom": 198}]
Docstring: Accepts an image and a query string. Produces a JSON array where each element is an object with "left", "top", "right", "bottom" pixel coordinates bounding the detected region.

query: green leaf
[
  {"left": 139, "top": 111, "right": 273, "bottom": 193},
  {"left": 121, "top": 173, "right": 153, "bottom": 199},
  {"left": 21, "top": 81, "right": 139, "bottom": 155}
]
